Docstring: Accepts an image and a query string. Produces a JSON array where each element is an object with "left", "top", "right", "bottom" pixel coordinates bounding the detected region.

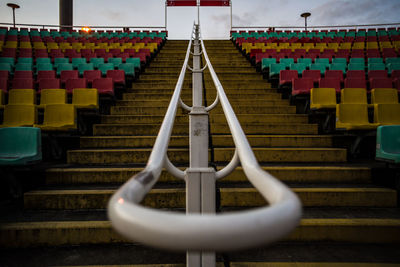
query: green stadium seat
[
  {"left": 14, "top": 63, "right": 33, "bottom": 72},
  {"left": 315, "top": 58, "right": 330, "bottom": 66},
  {"left": 0, "top": 127, "right": 42, "bottom": 165},
  {"left": 36, "top": 63, "right": 54, "bottom": 74},
  {"left": 0, "top": 57, "right": 15, "bottom": 67},
  {"left": 368, "top": 63, "right": 386, "bottom": 71},
  {"left": 54, "top": 58, "right": 70, "bottom": 68},
  {"left": 72, "top": 58, "right": 87, "bottom": 69},
  {"left": 387, "top": 63, "right": 400, "bottom": 74},
  {"left": 125, "top": 58, "right": 141, "bottom": 70},
  {"left": 297, "top": 58, "right": 312, "bottom": 66},
  {"left": 349, "top": 58, "right": 365, "bottom": 65},
  {"left": 261, "top": 58, "right": 277, "bottom": 71},
  {"left": 279, "top": 58, "right": 294, "bottom": 68},
  {"left": 289, "top": 63, "right": 308, "bottom": 75},
  {"left": 368, "top": 58, "right": 384, "bottom": 64},
  {"left": 98, "top": 63, "right": 115, "bottom": 75},
  {"left": 269, "top": 63, "right": 286, "bottom": 78},
  {"left": 56, "top": 63, "right": 74, "bottom": 76},
  {"left": 376, "top": 125, "right": 400, "bottom": 163},
  {"left": 348, "top": 63, "right": 365, "bottom": 71},
  {"left": 108, "top": 58, "right": 123, "bottom": 68},
  {"left": 310, "top": 63, "right": 328, "bottom": 75},
  {"left": 18, "top": 58, "right": 34, "bottom": 65},
  {"left": 385, "top": 58, "right": 400, "bottom": 65},
  {"left": 329, "top": 63, "right": 347, "bottom": 74},
  {"left": 77, "top": 63, "right": 95, "bottom": 76},
  {"left": 0, "top": 63, "right": 13, "bottom": 74},
  {"left": 90, "top": 58, "right": 105, "bottom": 69},
  {"left": 118, "top": 63, "right": 136, "bottom": 78},
  {"left": 332, "top": 58, "right": 347, "bottom": 64}
]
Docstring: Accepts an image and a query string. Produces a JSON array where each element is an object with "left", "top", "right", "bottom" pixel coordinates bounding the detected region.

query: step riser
[
  {"left": 45, "top": 167, "right": 371, "bottom": 185},
  {"left": 22, "top": 188, "right": 397, "bottom": 210},
  {"left": 2, "top": 219, "right": 399, "bottom": 248},
  {"left": 214, "top": 148, "right": 347, "bottom": 163},
  {"left": 115, "top": 100, "right": 290, "bottom": 106},
  {"left": 110, "top": 106, "right": 296, "bottom": 115},
  {"left": 79, "top": 135, "right": 330, "bottom": 149},
  {"left": 80, "top": 136, "right": 188, "bottom": 148},
  {"left": 67, "top": 149, "right": 190, "bottom": 164},
  {"left": 101, "top": 115, "right": 188, "bottom": 124},
  {"left": 210, "top": 124, "right": 318, "bottom": 135},
  {"left": 93, "top": 124, "right": 188, "bottom": 136},
  {"left": 67, "top": 149, "right": 345, "bottom": 165},
  {"left": 210, "top": 114, "right": 308, "bottom": 123}
]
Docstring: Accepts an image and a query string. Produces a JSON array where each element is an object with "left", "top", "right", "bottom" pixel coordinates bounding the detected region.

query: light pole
[
  {"left": 301, "top": 12, "right": 311, "bottom": 32},
  {"left": 7, "top": 3, "right": 20, "bottom": 28}
]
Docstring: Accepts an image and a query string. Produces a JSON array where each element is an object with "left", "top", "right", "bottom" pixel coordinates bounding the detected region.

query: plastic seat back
[
  {"left": 40, "top": 104, "right": 77, "bottom": 130},
  {"left": 302, "top": 70, "right": 321, "bottom": 83},
  {"left": 8, "top": 89, "right": 36, "bottom": 105},
  {"left": 56, "top": 63, "right": 74, "bottom": 76},
  {"left": 37, "top": 70, "right": 56, "bottom": 81},
  {"left": 108, "top": 57, "right": 123, "bottom": 68},
  {"left": 374, "top": 104, "right": 400, "bottom": 125},
  {"left": 319, "top": 77, "right": 341, "bottom": 93},
  {"left": 98, "top": 63, "right": 115, "bottom": 75},
  {"left": 71, "top": 57, "right": 87, "bottom": 68},
  {"left": 92, "top": 78, "right": 114, "bottom": 95},
  {"left": 83, "top": 70, "right": 102, "bottom": 84},
  {"left": 77, "top": 63, "right": 94, "bottom": 76},
  {"left": 118, "top": 63, "right": 135, "bottom": 77},
  {"left": 2, "top": 104, "right": 37, "bottom": 127},
  {"left": 261, "top": 58, "right": 277, "bottom": 70},
  {"left": 72, "top": 88, "right": 99, "bottom": 109},
  {"left": 370, "top": 78, "right": 393, "bottom": 90},
  {"left": 39, "top": 89, "right": 67, "bottom": 108},
  {"left": 0, "top": 127, "right": 42, "bottom": 165},
  {"left": 90, "top": 58, "right": 105, "bottom": 68},
  {"left": 344, "top": 78, "right": 366, "bottom": 89},
  {"left": 341, "top": 88, "right": 367, "bottom": 104},
  {"left": 279, "top": 70, "right": 297, "bottom": 86},
  {"left": 376, "top": 125, "right": 400, "bottom": 163},
  {"left": 292, "top": 77, "right": 314, "bottom": 95},
  {"left": 125, "top": 57, "right": 141, "bottom": 69},
  {"left": 310, "top": 87, "right": 337, "bottom": 110},
  {"left": 106, "top": 69, "right": 125, "bottom": 85},
  {"left": 65, "top": 78, "right": 88, "bottom": 94},
  {"left": 371, "top": 88, "right": 398, "bottom": 104},
  {"left": 38, "top": 78, "right": 61, "bottom": 93},
  {"left": 336, "top": 103, "right": 372, "bottom": 129}
]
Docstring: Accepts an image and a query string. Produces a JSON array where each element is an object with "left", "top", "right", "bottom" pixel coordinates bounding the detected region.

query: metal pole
[
  {"left": 305, "top": 17, "right": 307, "bottom": 31},
  {"left": 165, "top": 1, "right": 167, "bottom": 30},
  {"left": 12, "top": 8, "right": 15, "bottom": 28},
  {"left": 186, "top": 24, "right": 216, "bottom": 267},
  {"left": 198, "top": 1, "right": 200, "bottom": 25},
  {"left": 230, "top": 0, "right": 232, "bottom": 32}
]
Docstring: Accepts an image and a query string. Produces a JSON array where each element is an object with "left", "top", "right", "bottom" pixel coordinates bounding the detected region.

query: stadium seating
[
  {"left": 8, "top": 89, "right": 36, "bottom": 105},
  {"left": 36, "top": 104, "right": 77, "bottom": 131},
  {"left": 374, "top": 103, "right": 400, "bottom": 125},
  {"left": 376, "top": 125, "right": 400, "bottom": 163},
  {"left": 92, "top": 78, "right": 114, "bottom": 95},
  {"left": 0, "top": 127, "right": 42, "bottom": 165},
  {"left": 38, "top": 89, "right": 67, "bottom": 108},
  {"left": 336, "top": 104, "right": 378, "bottom": 130},
  {"left": 1, "top": 104, "right": 37, "bottom": 127},
  {"left": 65, "top": 78, "right": 87, "bottom": 94},
  {"left": 341, "top": 88, "right": 368, "bottom": 104},
  {"left": 371, "top": 88, "right": 398, "bottom": 104},
  {"left": 72, "top": 88, "right": 99, "bottom": 109},
  {"left": 310, "top": 87, "right": 337, "bottom": 110},
  {"left": 292, "top": 77, "right": 314, "bottom": 95}
]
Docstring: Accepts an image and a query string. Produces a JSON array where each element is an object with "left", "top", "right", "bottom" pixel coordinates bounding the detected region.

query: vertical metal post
[
  {"left": 165, "top": 1, "right": 168, "bottom": 30},
  {"left": 12, "top": 8, "right": 16, "bottom": 28},
  {"left": 230, "top": 0, "right": 232, "bottom": 32},
  {"left": 197, "top": 1, "right": 200, "bottom": 25},
  {"left": 59, "top": 0, "right": 73, "bottom": 30},
  {"left": 186, "top": 24, "right": 216, "bottom": 267}
]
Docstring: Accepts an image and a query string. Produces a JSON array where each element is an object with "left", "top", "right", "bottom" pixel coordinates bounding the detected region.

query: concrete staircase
[{"left": 0, "top": 40, "right": 399, "bottom": 266}]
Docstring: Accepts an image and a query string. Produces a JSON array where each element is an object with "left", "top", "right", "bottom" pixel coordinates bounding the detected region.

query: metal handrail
[{"left": 108, "top": 23, "right": 302, "bottom": 252}]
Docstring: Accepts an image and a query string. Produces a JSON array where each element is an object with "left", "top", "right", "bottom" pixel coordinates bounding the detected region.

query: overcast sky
[{"left": 0, "top": 0, "right": 399, "bottom": 39}]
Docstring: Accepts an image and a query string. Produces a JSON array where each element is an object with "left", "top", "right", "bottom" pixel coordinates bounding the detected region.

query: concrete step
[
  {"left": 44, "top": 166, "right": 371, "bottom": 185},
  {"left": 214, "top": 147, "right": 347, "bottom": 163},
  {"left": 79, "top": 135, "right": 331, "bottom": 149},
  {"left": 115, "top": 99, "right": 290, "bottom": 106},
  {"left": 101, "top": 115, "right": 188, "bottom": 124},
  {"left": 210, "top": 123, "right": 318, "bottom": 135},
  {"left": 110, "top": 105, "right": 296, "bottom": 115},
  {"left": 22, "top": 187, "right": 397, "bottom": 210},
  {"left": 93, "top": 123, "right": 188, "bottom": 136},
  {"left": 67, "top": 147, "right": 346, "bottom": 165},
  {"left": 67, "top": 148, "right": 189, "bottom": 164},
  {"left": 2, "top": 218, "right": 400, "bottom": 248}
]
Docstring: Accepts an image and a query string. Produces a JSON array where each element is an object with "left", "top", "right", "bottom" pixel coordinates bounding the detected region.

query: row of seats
[
  {"left": 376, "top": 125, "right": 400, "bottom": 164},
  {"left": 310, "top": 88, "right": 398, "bottom": 108},
  {"left": 0, "top": 60, "right": 139, "bottom": 76},
  {"left": 1, "top": 87, "right": 98, "bottom": 108},
  {"left": 0, "top": 88, "right": 98, "bottom": 110},
  {"left": 0, "top": 28, "right": 168, "bottom": 39},
  {"left": 264, "top": 59, "right": 400, "bottom": 77},
  {"left": 0, "top": 75, "right": 115, "bottom": 95},
  {"left": 288, "top": 76, "right": 400, "bottom": 94},
  {"left": 279, "top": 70, "right": 400, "bottom": 92}
]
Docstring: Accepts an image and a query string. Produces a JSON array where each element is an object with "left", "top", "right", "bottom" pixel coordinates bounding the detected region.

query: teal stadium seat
[
  {"left": 125, "top": 58, "right": 141, "bottom": 70},
  {"left": 269, "top": 63, "right": 286, "bottom": 79},
  {"left": 0, "top": 127, "right": 42, "bottom": 165},
  {"left": 376, "top": 125, "right": 400, "bottom": 163},
  {"left": 261, "top": 58, "right": 277, "bottom": 71},
  {"left": 290, "top": 63, "right": 308, "bottom": 75},
  {"left": 297, "top": 58, "right": 312, "bottom": 67}
]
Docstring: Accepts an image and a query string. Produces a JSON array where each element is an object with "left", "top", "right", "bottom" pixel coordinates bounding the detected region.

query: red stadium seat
[
  {"left": 60, "top": 70, "right": 79, "bottom": 84},
  {"left": 65, "top": 78, "right": 87, "bottom": 94},
  {"left": 37, "top": 70, "right": 56, "bottom": 81},
  {"left": 38, "top": 78, "right": 61, "bottom": 93},
  {"left": 319, "top": 77, "right": 341, "bottom": 93},
  {"left": 370, "top": 78, "right": 394, "bottom": 90},
  {"left": 344, "top": 78, "right": 367, "bottom": 89},
  {"left": 14, "top": 71, "right": 33, "bottom": 79},
  {"left": 12, "top": 78, "right": 34, "bottom": 89},
  {"left": 83, "top": 70, "right": 102, "bottom": 85},
  {"left": 368, "top": 70, "right": 388, "bottom": 81},
  {"left": 325, "top": 70, "right": 344, "bottom": 82},
  {"left": 302, "top": 70, "right": 321, "bottom": 84},
  {"left": 292, "top": 77, "right": 314, "bottom": 95},
  {"left": 346, "top": 70, "right": 365, "bottom": 79},
  {"left": 0, "top": 78, "right": 8, "bottom": 92},
  {"left": 92, "top": 78, "right": 114, "bottom": 95},
  {"left": 106, "top": 70, "right": 125, "bottom": 86}
]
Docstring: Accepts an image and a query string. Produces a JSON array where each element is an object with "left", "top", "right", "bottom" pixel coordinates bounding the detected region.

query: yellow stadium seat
[
  {"left": 379, "top": 41, "right": 393, "bottom": 50},
  {"left": 371, "top": 88, "right": 398, "bottom": 105},
  {"left": 36, "top": 104, "right": 77, "bottom": 131},
  {"left": 315, "top": 43, "right": 327, "bottom": 52},
  {"left": 339, "top": 42, "right": 352, "bottom": 50},
  {"left": 241, "top": 43, "right": 253, "bottom": 53},
  {"left": 336, "top": 104, "right": 378, "bottom": 130},
  {"left": 374, "top": 104, "right": 400, "bottom": 125},
  {"left": 290, "top": 43, "right": 302, "bottom": 51},
  {"left": 4, "top": 41, "right": 18, "bottom": 48},
  {"left": 352, "top": 42, "right": 365, "bottom": 50},
  {"left": 310, "top": 88, "right": 337, "bottom": 110},
  {"left": 47, "top": 43, "right": 59, "bottom": 51},
  {"left": 33, "top": 42, "right": 46, "bottom": 49},
  {"left": 254, "top": 43, "right": 265, "bottom": 49},
  {"left": 366, "top": 42, "right": 379, "bottom": 50},
  {"left": 303, "top": 43, "right": 314, "bottom": 52},
  {"left": 8, "top": 89, "right": 36, "bottom": 105},
  {"left": 1, "top": 104, "right": 37, "bottom": 127},
  {"left": 340, "top": 88, "right": 367, "bottom": 104},
  {"left": 72, "top": 88, "right": 99, "bottom": 109},
  {"left": 38, "top": 89, "right": 67, "bottom": 109},
  {"left": 19, "top": 42, "right": 32, "bottom": 49},
  {"left": 327, "top": 43, "right": 339, "bottom": 52}
]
